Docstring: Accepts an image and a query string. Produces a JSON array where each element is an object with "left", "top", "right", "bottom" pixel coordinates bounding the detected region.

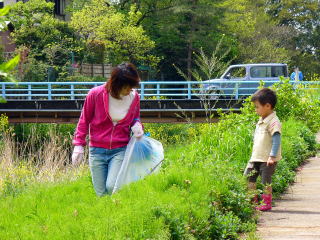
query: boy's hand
[{"left": 267, "top": 156, "right": 276, "bottom": 166}]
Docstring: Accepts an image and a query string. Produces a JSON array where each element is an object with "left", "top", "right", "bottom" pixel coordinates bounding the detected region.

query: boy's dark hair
[{"left": 251, "top": 88, "right": 277, "bottom": 109}]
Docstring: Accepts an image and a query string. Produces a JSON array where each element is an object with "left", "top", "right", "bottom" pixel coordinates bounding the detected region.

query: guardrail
[{"left": 1, "top": 80, "right": 319, "bottom": 100}]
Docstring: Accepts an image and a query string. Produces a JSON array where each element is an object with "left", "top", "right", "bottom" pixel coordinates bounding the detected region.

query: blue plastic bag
[{"left": 112, "top": 136, "right": 164, "bottom": 193}]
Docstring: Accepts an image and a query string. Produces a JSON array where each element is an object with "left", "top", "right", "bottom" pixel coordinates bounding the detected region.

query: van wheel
[
  {"left": 194, "top": 89, "right": 225, "bottom": 100},
  {"left": 207, "top": 89, "right": 224, "bottom": 100}
]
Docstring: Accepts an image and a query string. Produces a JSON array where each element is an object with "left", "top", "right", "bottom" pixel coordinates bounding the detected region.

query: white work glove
[
  {"left": 72, "top": 145, "right": 84, "bottom": 166},
  {"left": 131, "top": 122, "right": 144, "bottom": 138}
]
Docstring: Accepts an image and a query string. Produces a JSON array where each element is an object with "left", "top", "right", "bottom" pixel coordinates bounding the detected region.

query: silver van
[{"left": 202, "top": 63, "right": 288, "bottom": 99}]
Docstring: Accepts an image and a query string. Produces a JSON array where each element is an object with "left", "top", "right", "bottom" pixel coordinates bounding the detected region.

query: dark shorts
[{"left": 244, "top": 162, "right": 277, "bottom": 185}]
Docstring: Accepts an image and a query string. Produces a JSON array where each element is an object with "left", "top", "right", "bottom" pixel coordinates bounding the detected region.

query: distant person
[
  {"left": 71, "top": 63, "right": 144, "bottom": 197},
  {"left": 290, "top": 67, "right": 303, "bottom": 81},
  {"left": 244, "top": 88, "right": 282, "bottom": 211}
]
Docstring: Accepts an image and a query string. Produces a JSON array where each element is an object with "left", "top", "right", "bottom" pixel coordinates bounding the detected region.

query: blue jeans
[{"left": 89, "top": 146, "right": 126, "bottom": 196}]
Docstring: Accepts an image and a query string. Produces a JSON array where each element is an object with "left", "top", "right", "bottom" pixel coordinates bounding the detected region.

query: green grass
[{"left": 0, "top": 118, "right": 316, "bottom": 240}]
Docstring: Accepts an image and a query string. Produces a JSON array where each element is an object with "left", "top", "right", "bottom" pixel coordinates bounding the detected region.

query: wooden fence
[{"left": 77, "top": 63, "right": 114, "bottom": 78}]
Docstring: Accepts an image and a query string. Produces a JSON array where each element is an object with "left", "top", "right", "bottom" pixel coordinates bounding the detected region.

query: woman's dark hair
[
  {"left": 106, "top": 62, "right": 140, "bottom": 99},
  {"left": 251, "top": 88, "right": 277, "bottom": 109}
]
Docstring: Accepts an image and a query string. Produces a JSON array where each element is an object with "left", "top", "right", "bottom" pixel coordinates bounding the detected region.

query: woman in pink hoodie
[{"left": 71, "top": 63, "right": 144, "bottom": 196}]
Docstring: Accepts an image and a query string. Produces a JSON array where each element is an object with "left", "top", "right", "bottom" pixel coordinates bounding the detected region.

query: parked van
[{"left": 202, "top": 63, "right": 288, "bottom": 99}]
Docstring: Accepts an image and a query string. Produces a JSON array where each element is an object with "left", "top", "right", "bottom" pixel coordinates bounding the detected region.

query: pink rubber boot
[
  {"left": 256, "top": 194, "right": 272, "bottom": 211},
  {"left": 252, "top": 195, "right": 259, "bottom": 205}
]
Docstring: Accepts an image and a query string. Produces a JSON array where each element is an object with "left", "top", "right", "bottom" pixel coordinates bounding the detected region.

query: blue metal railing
[{"left": 0, "top": 80, "right": 319, "bottom": 100}]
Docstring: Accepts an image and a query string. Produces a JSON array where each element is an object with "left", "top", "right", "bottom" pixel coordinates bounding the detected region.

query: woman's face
[{"left": 120, "top": 85, "right": 132, "bottom": 96}]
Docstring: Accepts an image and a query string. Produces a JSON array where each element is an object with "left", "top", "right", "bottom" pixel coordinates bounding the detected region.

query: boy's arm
[
  {"left": 267, "top": 119, "right": 282, "bottom": 166},
  {"left": 270, "top": 132, "right": 281, "bottom": 157}
]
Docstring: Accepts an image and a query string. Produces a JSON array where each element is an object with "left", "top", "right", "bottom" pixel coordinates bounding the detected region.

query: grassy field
[
  {"left": 0, "top": 80, "right": 319, "bottom": 239},
  {"left": 0, "top": 118, "right": 317, "bottom": 240}
]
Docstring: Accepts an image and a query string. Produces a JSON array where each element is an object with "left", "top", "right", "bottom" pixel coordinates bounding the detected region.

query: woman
[{"left": 71, "top": 63, "right": 144, "bottom": 196}]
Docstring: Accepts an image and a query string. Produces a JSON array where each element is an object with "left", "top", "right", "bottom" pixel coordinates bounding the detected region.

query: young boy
[{"left": 244, "top": 88, "right": 282, "bottom": 211}]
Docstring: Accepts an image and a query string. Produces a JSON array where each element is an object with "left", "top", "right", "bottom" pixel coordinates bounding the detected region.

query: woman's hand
[
  {"left": 72, "top": 146, "right": 84, "bottom": 166},
  {"left": 131, "top": 122, "right": 144, "bottom": 138}
]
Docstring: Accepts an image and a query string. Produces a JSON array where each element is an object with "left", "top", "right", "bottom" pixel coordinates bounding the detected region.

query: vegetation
[
  {"left": 2, "top": 0, "right": 320, "bottom": 81},
  {"left": 7, "top": 0, "right": 84, "bottom": 81},
  {"left": 115, "top": 0, "right": 320, "bottom": 79},
  {"left": 5, "top": 0, "right": 159, "bottom": 82},
  {"left": 0, "top": 79, "right": 319, "bottom": 239},
  {"left": 70, "top": 0, "right": 159, "bottom": 67},
  {"left": 0, "top": 6, "right": 20, "bottom": 84},
  {"left": 0, "top": 0, "right": 319, "bottom": 238},
  {"left": 0, "top": 120, "right": 316, "bottom": 239}
]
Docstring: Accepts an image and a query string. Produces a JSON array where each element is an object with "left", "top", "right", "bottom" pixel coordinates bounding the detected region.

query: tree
[
  {"left": 70, "top": 0, "right": 159, "bottom": 66},
  {"left": 66, "top": 0, "right": 320, "bottom": 78},
  {"left": 0, "top": 6, "right": 20, "bottom": 83},
  {"left": 266, "top": 0, "right": 319, "bottom": 31},
  {"left": 118, "top": 0, "right": 236, "bottom": 80},
  {"left": 6, "top": 0, "right": 84, "bottom": 81},
  {"left": 69, "top": 0, "right": 248, "bottom": 80},
  {"left": 219, "top": 0, "right": 295, "bottom": 63},
  {"left": 8, "top": 0, "right": 83, "bottom": 61},
  {"left": 7, "top": 0, "right": 54, "bottom": 29},
  {"left": 115, "top": 0, "right": 175, "bottom": 26},
  {"left": 265, "top": 0, "right": 320, "bottom": 77}
]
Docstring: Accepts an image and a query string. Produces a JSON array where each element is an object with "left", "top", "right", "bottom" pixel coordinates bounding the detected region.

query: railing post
[
  {"left": 156, "top": 83, "right": 160, "bottom": 100},
  {"left": 188, "top": 82, "right": 191, "bottom": 99},
  {"left": 140, "top": 83, "right": 145, "bottom": 100},
  {"left": 48, "top": 83, "right": 52, "bottom": 100},
  {"left": 235, "top": 83, "right": 239, "bottom": 100},
  {"left": 71, "top": 84, "right": 75, "bottom": 100},
  {"left": 28, "top": 84, "right": 32, "bottom": 100},
  {"left": 1, "top": 83, "right": 5, "bottom": 99}
]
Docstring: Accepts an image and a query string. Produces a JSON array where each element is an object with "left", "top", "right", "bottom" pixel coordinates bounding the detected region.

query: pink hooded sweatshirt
[{"left": 73, "top": 84, "right": 142, "bottom": 149}]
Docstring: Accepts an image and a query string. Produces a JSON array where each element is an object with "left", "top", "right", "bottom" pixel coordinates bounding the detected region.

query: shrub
[
  {"left": 63, "top": 75, "right": 107, "bottom": 82},
  {"left": 270, "top": 78, "right": 320, "bottom": 131},
  {"left": 0, "top": 114, "right": 9, "bottom": 134},
  {"left": 18, "top": 57, "right": 50, "bottom": 82},
  {"left": 144, "top": 123, "right": 202, "bottom": 146}
]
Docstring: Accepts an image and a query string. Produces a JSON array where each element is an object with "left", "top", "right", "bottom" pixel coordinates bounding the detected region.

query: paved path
[{"left": 257, "top": 133, "right": 320, "bottom": 240}]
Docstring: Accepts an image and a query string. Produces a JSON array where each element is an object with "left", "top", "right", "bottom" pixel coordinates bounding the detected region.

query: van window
[
  {"left": 224, "top": 67, "right": 246, "bottom": 79},
  {"left": 250, "top": 66, "right": 287, "bottom": 78}
]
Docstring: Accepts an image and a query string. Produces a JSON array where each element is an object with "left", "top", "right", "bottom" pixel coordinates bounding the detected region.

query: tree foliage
[
  {"left": 219, "top": 0, "right": 294, "bottom": 63},
  {"left": 266, "top": 0, "right": 320, "bottom": 78},
  {"left": 6, "top": 0, "right": 83, "bottom": 81},
  {"left": 70, "top": 0, "right": 159, "bottom": 66},
  {"left": 8, "top": 0, "right": 82, "bottom": 59},
  {"left": 3, "top": 0, "right": 320, "bottom": 80},
  {"left": 0, "top": 6, "right": 20, "bottom": 83}
]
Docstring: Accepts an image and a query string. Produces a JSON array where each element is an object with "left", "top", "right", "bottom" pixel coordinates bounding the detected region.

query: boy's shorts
[{"left": 244, "top": 162, "right": 277, "bottom": 185}]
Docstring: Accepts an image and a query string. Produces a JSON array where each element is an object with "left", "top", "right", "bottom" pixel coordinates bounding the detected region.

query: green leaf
[
  {"left": 0, "top": 97, "right": 7, "bottom": 103},
  {"left": 0, "top": 55, "right": 20, "bottom": 72},
  {"left": 0, "top": 6, "right": 10, "bottom": 17}
]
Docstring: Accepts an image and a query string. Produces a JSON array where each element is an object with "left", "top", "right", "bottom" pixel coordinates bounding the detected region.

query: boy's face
[{"left": 253, "top": 101, "right": 273, "bottom": 118}]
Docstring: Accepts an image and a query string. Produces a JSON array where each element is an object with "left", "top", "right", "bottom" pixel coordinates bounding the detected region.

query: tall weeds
[{"left": 0, "top": 124, "right": 86, "bottom": 196}]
